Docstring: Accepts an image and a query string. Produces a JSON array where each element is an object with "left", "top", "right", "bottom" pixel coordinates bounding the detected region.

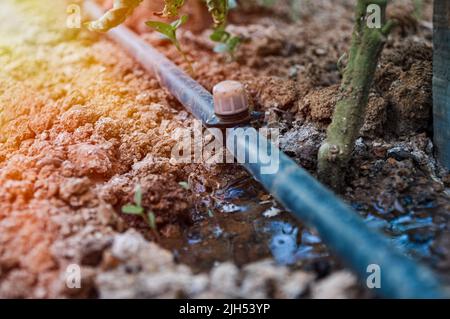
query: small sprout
[
  {"left": 210, "top": 27, "right": 240, "bottom": 56},
  {"left": 146, "top": 15, "right": 193, "bottom": 73},
  {"left": 209, "top": 27, "right": 228, "bottom": 42},
  {"left": 87, "top": 0, "right": 238, "bottom": 63},
  {"left": 122, "top": 185, "right": 144, "bottom": 214},
  {"left": 148, "top": 211, "right": 157, "bottom": 230},
  {"left": 122, "top": 185, "right": 159, "bottom": 238},
  {"left": 206, "top": 1, "right": 240, "bottom": 57},
  {"left": 179, "top": 181, "right": 189, "bottom": 190},
  {"left": 213, "top": 35, "right": 240, "bottom": 55},
  {"left": 146, "top": 15, "right": 188, "bottom": 50},
  {"left": 134, "top": 184, "right": 142, "bottom": 206},
  {"left": 122, "top": 204, "right": 144, "bottom": 214}
]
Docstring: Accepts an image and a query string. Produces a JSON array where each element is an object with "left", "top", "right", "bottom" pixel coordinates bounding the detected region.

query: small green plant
[
  {"left": 210, "top": 26, "right": 240, "bottom": 56},
  {"left": 146, "top": 15, "right": 193, "bottom": 73},
  {"left": 122, "top": 185, "right": 159, "bottom": 238},
  {"left": 178, "top": 181, "right": 189, "bottom": 190},
  {"left": 87, "top": 0, "right": 241, "bottom": 65},
  {"left": 206, "top": 0, "right": 241, "bottom": 56}
]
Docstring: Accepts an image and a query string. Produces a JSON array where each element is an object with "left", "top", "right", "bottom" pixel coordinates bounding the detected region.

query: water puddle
[
  {"left": 262, "top": 221, "right": 328, "bottom": 265},
  {"left": 159, "top": 177, "right": 329, "bottom": 272},
  {"left": 353, "top": 194, "right": 447, "bottom": 265},
  {"left": 159, "top": 178, "right": 448, "bottom": 274}
]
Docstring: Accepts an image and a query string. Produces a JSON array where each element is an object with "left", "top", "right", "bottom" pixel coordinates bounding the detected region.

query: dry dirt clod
[{"left": 311, "top": 271, "right": 359, "bottom": 299}]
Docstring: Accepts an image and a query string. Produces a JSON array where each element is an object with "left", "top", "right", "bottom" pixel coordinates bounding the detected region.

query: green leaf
[
  {"left": 226, "top": 36, "right": 240, "bottom": 52},
  {"left": 146, "top": 15, "right": 188, "bottom": 50},
  {"left": 134, "top": 185, "right": 142, "bottom": 206},
  {"left": 171, "top": 15, "right": 188, "bottom": 29},
  {"left": 179, "top": 181, "right": 189, "bottom": 190},
  {"left": 146, "top": 15, "right": 192, "bottom": 72},
  {"left": 213, "top": 34, "right": 240, "bottom": 55},
  {"left": 210, "top": 26, "right": 240, "bottom": 56},
  {"left": 210, "top": 27, "right": 230, "bottom": 42},
  {"left": 148, "top": 211, "right": 157, "bottom": 230},
  {"left": 122, "top": 204, "right": 144, "bottom": 215},
  {"left": 145, "top": 20, "right": 178, "bottom": 44}
]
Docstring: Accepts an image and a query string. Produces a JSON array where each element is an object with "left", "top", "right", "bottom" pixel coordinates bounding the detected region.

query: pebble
[
  {"left": 263, "top": 207, "right": 282, "bottom": 218},
  {"left": 387, "top": 146, "right": 411, "bottom": 161}
]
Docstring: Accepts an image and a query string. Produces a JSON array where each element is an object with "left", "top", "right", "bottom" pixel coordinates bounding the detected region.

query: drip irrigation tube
[
  {"left": 433, "top": 0, "right": 450, "bottom": 170},
  {"left": 85, "top": 1, "right": 447, "bottom": 298}
]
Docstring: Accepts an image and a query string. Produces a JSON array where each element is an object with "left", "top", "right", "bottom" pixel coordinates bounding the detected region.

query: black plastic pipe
[
  {"left": 433, "top": 0, "right": 450, "bottom": 170},
  {"left": 85, "top": 1, "right": 447, "bottom": 298}
]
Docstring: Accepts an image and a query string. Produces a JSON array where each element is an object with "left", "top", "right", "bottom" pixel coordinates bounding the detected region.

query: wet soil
[
  {"left": 0, "top": 0, "right": 448, "bottom": 298},
  {"left": 131, "top": 0, "right": 450, "bottom": 279}
]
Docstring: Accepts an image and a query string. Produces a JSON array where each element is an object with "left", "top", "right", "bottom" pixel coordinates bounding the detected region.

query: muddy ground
[{"left": 0, "top": 0, "right": 448, "bottom": 298}]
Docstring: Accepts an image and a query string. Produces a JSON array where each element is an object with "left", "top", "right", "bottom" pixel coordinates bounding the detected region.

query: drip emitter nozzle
[{"left": 212, "top": 80, "right": 251, "bottom": 127}]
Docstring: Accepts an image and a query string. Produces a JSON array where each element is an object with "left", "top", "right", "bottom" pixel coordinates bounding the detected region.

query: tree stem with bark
[{"left": 318, "top": 0, "right": 394, "bottom": 190}]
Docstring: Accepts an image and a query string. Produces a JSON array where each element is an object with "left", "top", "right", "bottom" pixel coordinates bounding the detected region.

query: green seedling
[
  {"left": 87, "top": 0, "right": 240, "bottom": 64},
  {"left": 206, "top": 0, "right": 241, "bottom": 57},
  {"left": 122, "top": 185, "right": 159, "bottom": 238},
  {"left": 122, "top": 185, "right": 144, "bottom": 215},
  {"left": 146, "top": 15, "right": 193, "bottom": 73},
  {"left": 147, "top": 211, "right": 157, "bottom": 230},
  {"left": 179, "top": 181, "right": 189, "bottom": 190},
  {"left": 210, "top": 27, "right": 240, "bottom": 57}
]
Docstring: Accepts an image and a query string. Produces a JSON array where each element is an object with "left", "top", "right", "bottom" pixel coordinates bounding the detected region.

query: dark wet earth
[{"left": 158, "top": 174, "right": 450, "bottom": 281}]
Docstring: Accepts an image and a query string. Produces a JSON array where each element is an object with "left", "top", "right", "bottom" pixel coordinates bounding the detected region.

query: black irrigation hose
[
  {"left": 433, "top": 0, "right": 450, "bottom": 170},
  {"left": 85, "top": 1, "right": 448, "bottom": 298}
]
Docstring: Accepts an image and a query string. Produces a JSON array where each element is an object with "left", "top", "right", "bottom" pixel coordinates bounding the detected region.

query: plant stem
[
  {"left": 317, "top": 0, "right": 393, "bottom": 190},
  {"left": 144, "top": 212, "right": 160, "bottom": 242}
]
